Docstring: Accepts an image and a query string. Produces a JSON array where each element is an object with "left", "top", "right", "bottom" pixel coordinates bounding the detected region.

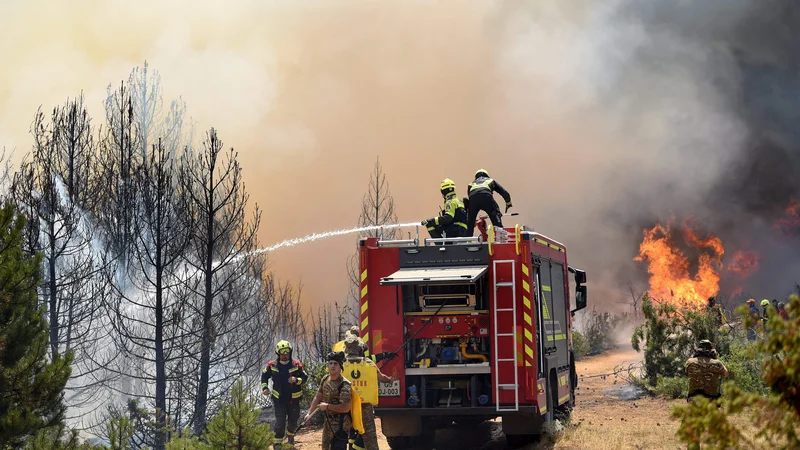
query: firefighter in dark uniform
[
  {"left": 466, "top": 169, "right": 512, "bottom": 236},
  {"left": 344, "top": 335, "right": 395, "bottom": 450},
  {"left": 261, "top": 340, "right": 309, "bottom": 448},
  {"left": 421, "top": 178, "right": 469, "bottom": 239},
  {"left": 305, "top": 351, "right": 352, "bottom": 450}
]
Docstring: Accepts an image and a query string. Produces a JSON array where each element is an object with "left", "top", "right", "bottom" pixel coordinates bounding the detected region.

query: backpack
[{"left": 325, "top": 376, "right": 364, "bottom": 450}]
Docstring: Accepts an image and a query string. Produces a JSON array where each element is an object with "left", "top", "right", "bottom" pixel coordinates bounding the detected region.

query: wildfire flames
[
  {"left": 634, "top": 218, "right": 760, "bottom": 309},
  {"left": 635, "top": 219, "right": 723, "bottom": 309},
  {"left": 773, "top": 197, "right": 800, "bottom": 235}
]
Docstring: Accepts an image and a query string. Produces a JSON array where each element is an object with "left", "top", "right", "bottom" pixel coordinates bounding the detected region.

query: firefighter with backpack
[
  {"left": 305, "top": 351, "right": 364, "bottom": 450},
  {"left": 343, "top": 334, "right": 395, "bottom": 450}
]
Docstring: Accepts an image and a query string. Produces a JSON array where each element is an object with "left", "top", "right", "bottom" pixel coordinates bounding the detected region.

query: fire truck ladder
[{"left": 493, "top": 259, "right": 519, "bottom": 412}]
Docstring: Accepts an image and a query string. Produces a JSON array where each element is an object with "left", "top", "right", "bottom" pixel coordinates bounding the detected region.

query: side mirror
[
  {"left": 573, "top": 270, "right": 587, "bottom": 285},
  {"left": 573, "top": 285, "right": 587, "bottom": 313}
]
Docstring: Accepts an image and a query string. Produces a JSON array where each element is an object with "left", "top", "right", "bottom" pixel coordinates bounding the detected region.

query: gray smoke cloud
[
  {"left": 1, "top": 0, "right": 799, "bottom": 309},
  {"left": 487, "top": 0, "right": 800, "bottom": 306}
]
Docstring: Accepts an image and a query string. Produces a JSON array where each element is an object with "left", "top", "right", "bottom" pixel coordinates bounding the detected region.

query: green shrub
[
  {"left": 632, "top": 297, "right": 693, "bottom": 386},
  {"left": 300, "top": 361, "right": 329, "bottom": 410},
  {"left": 628, "top": 374, "right": 687, "bottom": 399},
  {"left": 720, "top": 341, "right": 767, "bottom": 396},
  {"left": 165, "top": 430, "right": 204, "bottom": 450},
  {"left": 204, "top": 379, "right": 273, "bottom": 449},
  {"left": 578, "top": 309, "right": 630, "bottom": 356},
  {"left": 631, "top": 294, "right": 735, "bottom": 387},
  {"left": 654, "top": 376, "right": 688, "bottom": 399},
  {"left": 572, "top": 330, "right": 589, "bottom": 360},
  {"left": 21, "top": 424, "right": 102, "bottom": 450}
]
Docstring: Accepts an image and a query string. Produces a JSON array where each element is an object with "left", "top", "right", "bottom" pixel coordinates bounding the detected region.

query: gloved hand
[
  {"left": 421, "top": 219, "right": 429, "bottom": 227},
  {"left": 505, "top": 201, "right": 512, "bottom": 213}
]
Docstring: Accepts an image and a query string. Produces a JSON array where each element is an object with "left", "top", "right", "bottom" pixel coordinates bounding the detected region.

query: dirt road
[{"left": 289, "top": 347, "right": 684, "bottom": 450}]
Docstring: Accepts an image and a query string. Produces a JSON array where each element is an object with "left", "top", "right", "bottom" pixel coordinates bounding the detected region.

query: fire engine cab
[{"left": 356, "top": 220, "right": 588, "bottom": 449}]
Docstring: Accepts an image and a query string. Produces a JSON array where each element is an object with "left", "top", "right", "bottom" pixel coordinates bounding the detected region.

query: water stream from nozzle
[{"left": 224, "top": 222, "right": 420, "bottom": 264}]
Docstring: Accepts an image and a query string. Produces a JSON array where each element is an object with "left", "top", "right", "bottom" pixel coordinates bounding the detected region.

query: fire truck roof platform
[{"left": 360, "top": 224, "right": 567, "bottom": 252}]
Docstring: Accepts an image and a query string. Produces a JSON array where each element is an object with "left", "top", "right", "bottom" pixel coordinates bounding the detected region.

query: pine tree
[
  {"left": 0, "top": 202, "right": 73, "bottom": 446},
  {"left": 202, "top": 379, "right": 273, "bottom": 450}
]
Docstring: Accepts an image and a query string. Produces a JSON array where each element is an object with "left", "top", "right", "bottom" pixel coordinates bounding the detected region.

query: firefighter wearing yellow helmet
[
  {"left": 261, "top": 340, "right": 308, "bottom": 448},
  {"left": 466, "top": 169, "right": 512, "bottom": 236},
  {"left": 760, "top": 299, "right": 771, "bottom": 335},
  {"left": 421, "top": 178, "right": 468, "bottom": 238}
]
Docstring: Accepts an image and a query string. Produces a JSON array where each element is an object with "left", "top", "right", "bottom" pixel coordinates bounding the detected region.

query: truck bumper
[{"left": 374, "top": 406, "right": 540, "bottom": 416}]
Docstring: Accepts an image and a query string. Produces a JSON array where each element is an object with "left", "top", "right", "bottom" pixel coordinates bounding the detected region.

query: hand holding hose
[{"left": 303, "top": 407, "right": 319, "bottom": 426}]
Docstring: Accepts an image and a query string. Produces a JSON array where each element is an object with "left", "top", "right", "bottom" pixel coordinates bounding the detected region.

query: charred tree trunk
[{"left": 182, "top": 128, "right": 264, "bottom": 434}]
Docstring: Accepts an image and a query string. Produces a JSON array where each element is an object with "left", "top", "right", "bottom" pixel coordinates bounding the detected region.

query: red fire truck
[{"left": 356, "top": 220, "right": 588, "bottom": 449}]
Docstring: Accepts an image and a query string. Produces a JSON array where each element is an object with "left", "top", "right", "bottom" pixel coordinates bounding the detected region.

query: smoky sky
[{"left": 1, "top": 0, "right": 799, "bottom": 311}]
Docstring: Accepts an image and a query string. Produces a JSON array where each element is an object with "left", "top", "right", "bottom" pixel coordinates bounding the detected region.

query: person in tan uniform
[
  {"left": 685, "top": 340, "right": 729, "bottom": 402},
  {"left": 305, "top": 351, "right": 352, "bottom": 450},
  {"left": 344, "top": 334, "right": 395, "bottom": 450}
]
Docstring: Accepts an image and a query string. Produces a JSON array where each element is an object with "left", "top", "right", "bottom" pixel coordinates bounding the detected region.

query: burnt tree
[
  {"left": 96, "top": 81, "right": 139, "bottom": 275},
  {"left": 10, "top": 97, "right": 106, "bottom": 412},
  {"left": 180, "top": 128, "right": 266, "bottom": 434},
  {"left": 109, "top": 139, "right": 193, "bottom": 450},
  {"left": 346, "top": 156, "right": 399, "bottom": 325}
]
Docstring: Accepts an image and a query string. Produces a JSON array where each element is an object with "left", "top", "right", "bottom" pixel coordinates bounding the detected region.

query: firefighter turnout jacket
[
  {"left": 424, "top": 194, "right": 468, "bottom": 231},
  {"left": 261, "top": 358, "right": 308, "bottom": 404},
  {"left": 468, "top": 175, "right": 512, "bottom": 206}
]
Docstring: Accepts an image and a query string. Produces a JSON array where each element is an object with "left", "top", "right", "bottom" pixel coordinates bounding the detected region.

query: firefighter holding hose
[
  {"left": 306, "top": 351, "right": 359, "bottom": 450},
  {"left": 421, "top": 178, "right": 469, "bottom": 239}
]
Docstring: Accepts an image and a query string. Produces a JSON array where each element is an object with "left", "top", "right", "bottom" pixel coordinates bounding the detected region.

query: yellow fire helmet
[
  {"left": 440, "top": 178, "right": 456, "bottom": 195},
  {"left": 276, "top": 340, "right": 292, "bottom": 354}
]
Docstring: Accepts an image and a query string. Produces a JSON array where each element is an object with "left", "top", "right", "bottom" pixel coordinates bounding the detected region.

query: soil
[{"left": 287, "top": 347, "right": 684, "bottom": 450}]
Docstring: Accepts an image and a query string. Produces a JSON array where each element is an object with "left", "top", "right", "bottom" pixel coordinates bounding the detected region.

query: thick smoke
[{"left": 1, "top": 0, "right": 799, "bottom": 308}]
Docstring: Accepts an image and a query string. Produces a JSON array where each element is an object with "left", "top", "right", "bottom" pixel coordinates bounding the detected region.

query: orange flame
[
  {"left": 773, "top": 197, "right": 800, "bottom": 234},
  {"left": 725, "top": 250, "right": 760, "bottom": 298},
  {"left": 727, "top": 250, "right": 760, "bottom": 279},
  {"left": 634, "top": 218, "right": 723, "bottom": 309}
]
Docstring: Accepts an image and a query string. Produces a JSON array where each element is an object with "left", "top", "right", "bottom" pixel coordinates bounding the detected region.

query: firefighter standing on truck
[
  {"left": 466, "top": 169, "right": 512, "bottom": 236},
  {"left": 261, "top": 340, "right": 308, "bottom": 449},
  {"left": 344, "top": 334, "right": 395, "bottom": 450},
  {"left": 305, "top": 351, "right": 354, "bottom": 450},
  {"left": 421, "top": 178, "right": 469, "bottom": 239}
]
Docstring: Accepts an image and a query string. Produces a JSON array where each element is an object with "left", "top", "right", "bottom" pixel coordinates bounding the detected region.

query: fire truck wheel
[{"left": 385, "top": 436, "right": 414, "bottom": 450}]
